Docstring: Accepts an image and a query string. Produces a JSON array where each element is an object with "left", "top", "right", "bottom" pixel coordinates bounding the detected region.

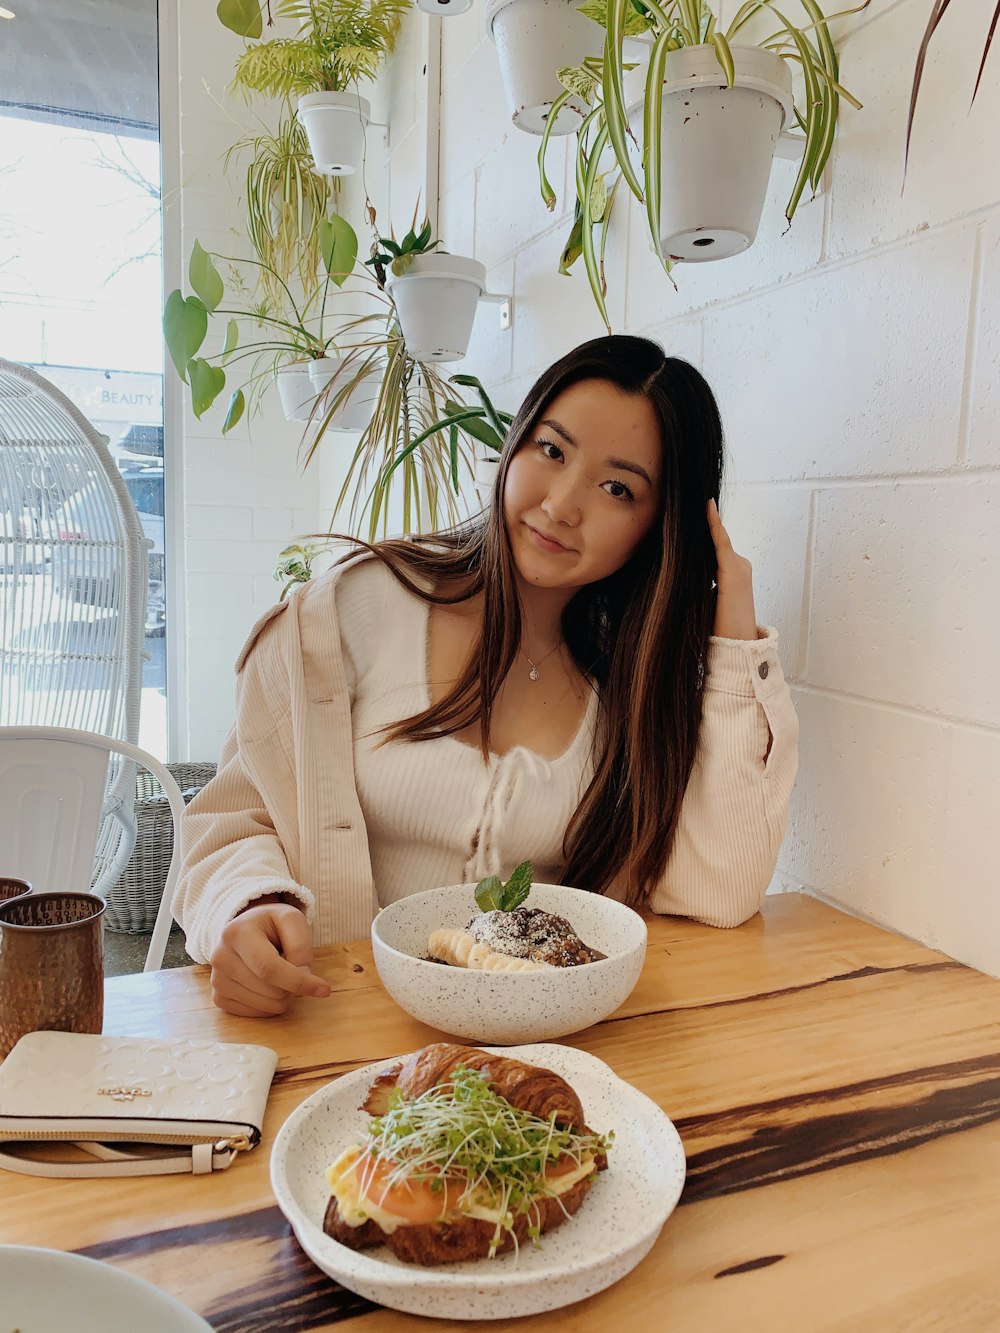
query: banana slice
[{"left": 427, "top": 928, "right": 554, "bottom": 972}]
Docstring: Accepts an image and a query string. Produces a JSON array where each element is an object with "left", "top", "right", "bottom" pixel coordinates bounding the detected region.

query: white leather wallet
[{"left": 0, "top": 1031, "right": 279, "bottom": 1178}]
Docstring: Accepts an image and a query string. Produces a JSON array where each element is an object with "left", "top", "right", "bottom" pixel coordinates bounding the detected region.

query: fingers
[
  {"left": 210, "top": 905, "right": 331, "bottom": 1017},
  {"left": 707, "top": 497, "right": 733, "bottom": 553},
  {"left": 212, "top": 975, "right": 293, "bottom": 1018}
]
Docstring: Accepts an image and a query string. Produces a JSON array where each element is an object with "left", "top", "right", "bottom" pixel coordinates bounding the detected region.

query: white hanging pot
[
  {"left": 297, "top": 91, "right": 371, "bottom": 176},
  {"left": 308, "top": 355, "right": 381, "bottom": 432},
  {"left": 385, "top": 254, "right": 487, "bottom": 363},
  {"left": 275, "top": 363, "right": 316, "bottom": 422},
  {"left": 626, "top": 44, "right": 793, "bottom": 263},
  {"left": 473, "top": 442, "right": 501, "bottom": 506},
  {"left": 485, "top": 0, "right": 601, "bottom": 136},
  {"left": 417, "top": 0, "right": 472, "bottom": 13}
]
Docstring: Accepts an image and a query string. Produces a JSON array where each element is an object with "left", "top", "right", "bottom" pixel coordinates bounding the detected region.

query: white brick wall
[
  {"left": 170, "top": 0, "right": 1000, "bottom": 974},
  {"left": 422, "top": 0, "right": 1000, "bottom": 975}
]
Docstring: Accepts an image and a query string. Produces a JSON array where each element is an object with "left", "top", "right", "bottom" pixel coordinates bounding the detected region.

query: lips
[{"left": 526, "top": 524, "right": 574, "bottom": 555}]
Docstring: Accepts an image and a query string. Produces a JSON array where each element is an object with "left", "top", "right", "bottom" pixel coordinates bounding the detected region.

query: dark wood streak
[
  {"left": 273, "top": 1059, "right": 367, "bottom": 1087},
  {"left": 77, "top": 1207, "right": 379, "bottom": 1329},
  {"left": 679, "top": 1051, "right": 1000, "bottom": 1204},
  {"left": 77, "top": 1205, "right": 283, "bottom": 1259},
  {"left": 715, "top": 1254, "right": 786, "bottom": 1277},
  {"left": 204, "top": 1240, "right": 378, "bottom": 1332},
  {"left": 597, "top": 960, "right": 961, "bottom": 1029}
]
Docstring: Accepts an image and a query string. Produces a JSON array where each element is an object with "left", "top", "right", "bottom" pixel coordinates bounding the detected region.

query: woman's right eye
[{"left": 535, "top": 437, "right": 563, "bottom": 461}]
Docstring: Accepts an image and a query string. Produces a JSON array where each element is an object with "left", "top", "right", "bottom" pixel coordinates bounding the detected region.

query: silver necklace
[{"left": 524, "top": 642, "right": 562, "bottom": 682}]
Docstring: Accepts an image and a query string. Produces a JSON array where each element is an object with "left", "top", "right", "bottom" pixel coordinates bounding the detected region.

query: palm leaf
[
  {"left": 972, "top": 0, "right": 1000, "bottom": 103},
  {"left": 905, "top": 0, "right": 951, "bottom": 172}
]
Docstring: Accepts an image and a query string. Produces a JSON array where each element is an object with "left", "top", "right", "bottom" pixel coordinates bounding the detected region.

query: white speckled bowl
[
  {"left": 371, "top": 883, "right": 647, "bottom": 1043},
  {"left": 269, "top": 1043, "right": 686, "bottom": 1319}
]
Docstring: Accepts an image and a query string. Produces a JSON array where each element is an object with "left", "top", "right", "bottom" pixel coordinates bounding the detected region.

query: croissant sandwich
[{"left": 323, "top": 1043, "right": 612, "bottom": 1265}]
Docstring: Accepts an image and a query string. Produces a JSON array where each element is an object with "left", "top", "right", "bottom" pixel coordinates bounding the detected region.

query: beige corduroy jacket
[{"left": 175, "top": 556, "right": 799, "bottom": 962}]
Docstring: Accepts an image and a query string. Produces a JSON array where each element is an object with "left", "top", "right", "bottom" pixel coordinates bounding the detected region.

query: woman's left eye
[{"left": 603, "top": 479, "right": 635, "bottom": 502}]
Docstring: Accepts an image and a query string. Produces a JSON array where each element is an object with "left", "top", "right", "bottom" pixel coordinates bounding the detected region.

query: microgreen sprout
[{"left": 359, "top": 1067, "right": 613, "bottom": 1256}]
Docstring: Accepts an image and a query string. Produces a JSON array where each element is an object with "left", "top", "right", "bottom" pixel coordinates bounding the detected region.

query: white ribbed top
[
  {"left": 338, "top": 560, "right": 597, "bottom": 905},
  {"left": 175, "top": 553, "right": 800, "bottom": 960}
]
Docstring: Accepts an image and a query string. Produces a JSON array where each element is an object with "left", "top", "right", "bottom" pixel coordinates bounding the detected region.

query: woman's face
[{"left": 502, "top": 378, "right": 663, "bottom": 592}]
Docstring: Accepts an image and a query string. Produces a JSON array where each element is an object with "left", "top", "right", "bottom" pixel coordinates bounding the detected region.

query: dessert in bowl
[{"left": 371, "top": 872, "right": 647, "bottom": 1044}]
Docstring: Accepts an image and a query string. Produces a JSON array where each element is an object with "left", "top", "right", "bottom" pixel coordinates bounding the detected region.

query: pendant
[{"left": 528, "top": 665, "right": 539, "bottom": 682}]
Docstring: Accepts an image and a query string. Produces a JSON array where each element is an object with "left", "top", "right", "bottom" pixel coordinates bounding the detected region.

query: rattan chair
[
  {"left": 0, "top": 727, "right": 185, "bottom": 971},
  {"left": 0, "top": 360, "right": 150, "bottom": 893},
  {"left": 106, "top": 761, "right": 216, "bottom": 933}
]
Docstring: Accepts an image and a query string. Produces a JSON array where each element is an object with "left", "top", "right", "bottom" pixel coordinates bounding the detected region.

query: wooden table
[{"left": 3, "top": 893, "right": 1000, "bottom": 1331}]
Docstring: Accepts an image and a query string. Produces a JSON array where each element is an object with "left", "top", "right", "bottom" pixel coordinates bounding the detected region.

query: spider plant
[
  {"left": 539, "top": 0, "right": 866, "bottom": 329},
  {"left": 165, "top": 212, "right": 500, "bottom": 535},
  {"left": 299, "top": 309, "right": 481, "bottom": 538},
  {"left": 163, "top": 214, "right": 358, "bottom": 430},
  {"left": 224, "top": 112, "right": 335, "bottom": 304},
  {"left": 906, "top": 0, "right": 999, "bottom": 170},
  {"left": 221, "top": 0, "right": 411, "bottom": 99}
]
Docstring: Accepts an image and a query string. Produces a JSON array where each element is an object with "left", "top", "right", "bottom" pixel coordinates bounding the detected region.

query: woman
[{"left": 176, "top": 335, "right": 798, "bottom": 1017}]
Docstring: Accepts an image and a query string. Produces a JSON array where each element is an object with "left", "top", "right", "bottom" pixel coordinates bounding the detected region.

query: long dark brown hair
[{"left": 335, "top": 335, "right": 724, "bottom": 908}]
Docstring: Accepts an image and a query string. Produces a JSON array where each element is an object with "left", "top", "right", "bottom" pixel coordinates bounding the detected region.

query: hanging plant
[
  {"left": 220, "top": 0, "right": 411, "bottom": 174},
  {"left": 221, "top": 0, "right": 410, "bottom": 96},
  {"left": 162, "top": 215, "right": 359, "bottom": 431},
  {"left": 366, "top": 215, "right": 486, "bottom": 362},
  {"left": 539, "top": 0, "right": 867, "bottom": 329},
  {"left": 224, "top": 113, "right": 335, "bottom": 305}
]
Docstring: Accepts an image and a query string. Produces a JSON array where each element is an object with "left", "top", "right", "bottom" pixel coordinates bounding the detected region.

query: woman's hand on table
[{"left": 209, "top": 901, "right": 332, "bottom": 1017}]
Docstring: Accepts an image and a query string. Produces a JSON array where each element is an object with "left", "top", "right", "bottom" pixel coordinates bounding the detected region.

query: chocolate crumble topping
[{"left": 466, "top": 907, "right": 606, "bottom": 967}]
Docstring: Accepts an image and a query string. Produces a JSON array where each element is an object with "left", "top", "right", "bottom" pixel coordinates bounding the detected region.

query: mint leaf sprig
[{"left": 475, "top": 860, "right": 533, "bottom": 913}]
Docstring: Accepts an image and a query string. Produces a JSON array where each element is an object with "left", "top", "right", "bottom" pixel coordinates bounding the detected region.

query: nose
[{"left": 540, "top": 474, "right": 583, "bottom": 527}]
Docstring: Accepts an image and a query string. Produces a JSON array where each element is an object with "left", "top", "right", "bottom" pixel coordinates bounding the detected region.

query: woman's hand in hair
[
  {"left": 707, "top": 499, "right": 758, "bottom": 641},
  {"left": 209, "top": 899, "right": 332, "bottom": 1017}
]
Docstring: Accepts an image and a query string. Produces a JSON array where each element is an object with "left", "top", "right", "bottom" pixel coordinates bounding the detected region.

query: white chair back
[
  {"left": 0, "top": 360, "right": 150, "bottom": 893},
  {"left": 0, "top": 727, "right": 185, "bottom": 972}
]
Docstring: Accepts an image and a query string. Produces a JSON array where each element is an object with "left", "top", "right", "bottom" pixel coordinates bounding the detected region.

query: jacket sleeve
[
  {"left": 648, "top": 627, "right": 799, "bottom": 928},
  {"left": 172, "top": 600, "right": 316, "bottom": 964}
]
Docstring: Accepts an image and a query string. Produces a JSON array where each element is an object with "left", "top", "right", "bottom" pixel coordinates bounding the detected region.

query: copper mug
[
  {"left": 0, "top": 891, "right": 105, "bottom": 1058},
  {"left": 0, "top": 878, "right": 32, "bottom": 906}
]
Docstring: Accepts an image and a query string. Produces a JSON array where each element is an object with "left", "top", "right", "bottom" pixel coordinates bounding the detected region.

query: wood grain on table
[{"left": 2, "top": 894, "right": 999, "bottom": 1332}]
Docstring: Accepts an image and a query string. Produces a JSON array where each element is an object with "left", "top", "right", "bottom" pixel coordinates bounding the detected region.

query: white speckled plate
[{"left": 270, "top": 1043, "right": 686, "bottom": 1320}]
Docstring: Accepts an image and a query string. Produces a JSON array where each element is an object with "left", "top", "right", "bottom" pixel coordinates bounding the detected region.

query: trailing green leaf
[
  {"left": 187, "top": 358, "right": 227, "bottom": 418},
  {"left": 603, "top": 0, "right": 644, "bottom": 203},
  {"left": 643, "top": 30, "right": 672, "bottom": 266},
  {"left": 189, "top": 241, "right": 224, "bottom": 313},
  {"left": 710, "top": 30, "right": 735, "bottom": 86},
  {"left": 217, "top": 0, "right": 262, "bottom": 38},
  {"left": 582, "top": 120, "right": 613, "bottom": 332},
  {"left": 222, "top": 318, "right": 239, "bottom": 362},
  {"left": 163, "top": 290, "right": 208, "bottom": 382},
  {"left": 222, "top": 388, "right": 246, "bottom": 434},
  {"left": 319, "top": 213, "right": 359, "bottom": 285}
]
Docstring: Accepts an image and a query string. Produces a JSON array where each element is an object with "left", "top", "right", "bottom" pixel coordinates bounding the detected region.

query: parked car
[{"left": 51, "top": 462, "right": 165, "bottom": 635}]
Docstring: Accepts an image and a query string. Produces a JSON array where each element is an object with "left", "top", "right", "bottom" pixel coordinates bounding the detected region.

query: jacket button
[{"left": 758, "top": 661, "right": 770, "bottom": 680}]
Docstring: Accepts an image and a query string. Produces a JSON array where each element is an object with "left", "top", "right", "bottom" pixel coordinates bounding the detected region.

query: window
[{"left": 0, "top": 0, "right": 166, "bottom": 755}]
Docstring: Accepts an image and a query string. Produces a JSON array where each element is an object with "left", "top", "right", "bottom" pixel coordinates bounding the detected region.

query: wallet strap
[{"left": 0, "top": 1140, "right": 238, "bottom": 1178}]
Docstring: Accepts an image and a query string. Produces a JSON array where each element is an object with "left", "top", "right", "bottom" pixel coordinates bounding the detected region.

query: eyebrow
[{"left": 540, "top": 417, "right": 655, "bottom": 488}]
